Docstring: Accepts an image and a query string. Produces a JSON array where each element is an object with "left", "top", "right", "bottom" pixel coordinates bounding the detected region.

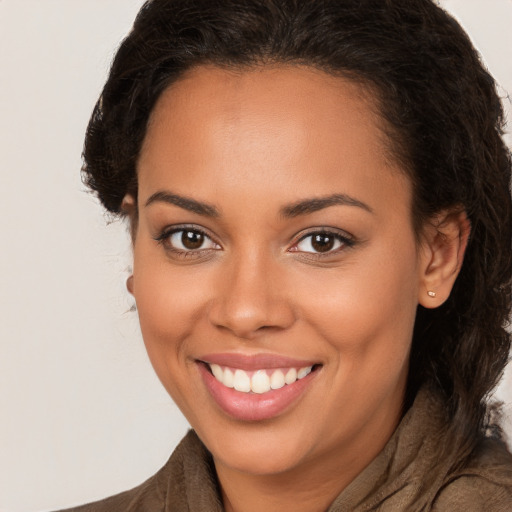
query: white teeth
[
  {"left": 270, "top": 370, "right": 285, "bottom": 390},
  {"left": 223, "top": 368, "right": 234, "bottom": 388},
  {"left": 284, "top": 368, "right": 297, "bottom": 385},
  {"left": 233, "top": 369, "right": 251, "bottom": 392},
  {"left": 211, "top": 364, "right": 223, "bottom": 381},
  {"left": 208, "top": 364, "right": 314, "bottom": 394},
  {"left": 251, "top": 370, "right": 271, "bottom": 394},
  {"left": 298, "top": 366, "right": 312, "bottom": 379}
]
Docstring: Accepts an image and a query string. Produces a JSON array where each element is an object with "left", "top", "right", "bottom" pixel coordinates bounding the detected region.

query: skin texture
[{"left": 127, "top": 65, "right": 469, "bottom": 512}]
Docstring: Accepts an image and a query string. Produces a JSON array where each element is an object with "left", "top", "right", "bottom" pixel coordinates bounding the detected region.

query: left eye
[
  {"left": 294, "top": 232, "right": 346, "bottom": 254},
  {"left": 167, "top": 229, "right": 219, "bottom": 251}
]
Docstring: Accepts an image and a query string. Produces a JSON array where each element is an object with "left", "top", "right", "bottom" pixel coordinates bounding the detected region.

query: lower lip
[{"left": 197, "top": 363, "right": 317, "bottom": 421}]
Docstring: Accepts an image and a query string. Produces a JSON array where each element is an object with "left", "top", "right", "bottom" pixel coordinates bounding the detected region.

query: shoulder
[
  {"left": 55, "top": 430, "right": 213, "bottom": 512},
  {"left": 54, "top": 464, "right": 169, "bottom": 512},
  {"left": 432, "top": 437, "right": 512, "bottom": 511}
]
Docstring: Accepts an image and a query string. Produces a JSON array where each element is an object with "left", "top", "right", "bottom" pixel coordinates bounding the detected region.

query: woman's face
[{"left": 131, "top": 65, "right": 430, "bottom": 478}]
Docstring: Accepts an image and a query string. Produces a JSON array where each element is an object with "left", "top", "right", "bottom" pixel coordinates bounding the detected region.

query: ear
[
  {"left": 126, "top": 274, "right": 134, "bottom": 295},
  {"left": 121, "top": 193, "right": 138, "bottom": 241},
  {"left": 418, "top": 209, "right": 471, "bottom": 308},
  {"left": 121, "top": 194, "right": 137, "bottom": 298},
  {"left": 121, "top": 193, "right": 136, "bottom": 211}
]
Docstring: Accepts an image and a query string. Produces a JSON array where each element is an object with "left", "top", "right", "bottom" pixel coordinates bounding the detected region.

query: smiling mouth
[
  {"left": 206, "top": 363, "right": 318, "bottom": 394},
  {"left": 197, "top": 357, "right": 322, "bottom": 421}
]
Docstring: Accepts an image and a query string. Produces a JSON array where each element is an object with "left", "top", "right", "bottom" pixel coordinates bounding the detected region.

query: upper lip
[{"left": 198, "top": 352, "right": 319, "bottom": 370}]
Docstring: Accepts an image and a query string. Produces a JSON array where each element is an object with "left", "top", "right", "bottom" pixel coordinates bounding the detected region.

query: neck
[
  {"left": 215, "top": 417, "right": 398, "bottom": 512},
  {"left": 217, "top": 458, "right": 351, "bottom": 512}
]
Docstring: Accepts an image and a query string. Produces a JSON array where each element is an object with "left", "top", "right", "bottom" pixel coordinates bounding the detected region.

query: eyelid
[
  {"left": 154, "top": 224, "right": 222, "bottom": 254},
  {"left": 289, "top": 227, "right": 355, "bottom": 255},
  {"left": 153, "top": 224, "right": 354, "bottom": 259}
]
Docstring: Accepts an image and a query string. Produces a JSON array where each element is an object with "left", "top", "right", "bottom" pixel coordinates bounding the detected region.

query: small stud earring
[{"left": 427, "top": 290, "right": 437, "bottom": 298}]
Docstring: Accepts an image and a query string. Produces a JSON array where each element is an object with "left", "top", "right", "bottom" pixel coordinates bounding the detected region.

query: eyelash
[
  {"left": 154, "top": 226, "right": 355, "bottom": 259},
  {"left": 292, "top": 229, "right": 355, "bottom": 257},
  {"left": 154, "top": 225, "right": 220, "bottom": 259}
]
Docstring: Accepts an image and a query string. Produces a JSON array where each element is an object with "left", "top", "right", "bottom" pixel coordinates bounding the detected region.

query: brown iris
[
  {"left": 182, "top": 230, "right": 204, "bottom": 250},
  {"left": 311, "top": 233, "right": 335, "bottom": 252}
]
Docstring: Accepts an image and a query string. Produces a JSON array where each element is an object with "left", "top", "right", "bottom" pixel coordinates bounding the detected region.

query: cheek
[
  {"left": 131, "top": 243, "right": 211, "bottom": 366},
  {"left": 131, "top": 251, "right": 216, "bottom": 417},
  {"left": 294, "top": 239, "right": 419, "bottom": 363}
]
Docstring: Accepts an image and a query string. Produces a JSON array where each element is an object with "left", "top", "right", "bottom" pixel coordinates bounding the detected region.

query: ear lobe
[{"left": 418, "top": 210, "right": 471, "bottom": 308}]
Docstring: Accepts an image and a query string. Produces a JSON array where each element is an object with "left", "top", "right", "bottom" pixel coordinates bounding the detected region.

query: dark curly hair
[{"left": 83, "top": 0, "right": 511, "bottom": 457}]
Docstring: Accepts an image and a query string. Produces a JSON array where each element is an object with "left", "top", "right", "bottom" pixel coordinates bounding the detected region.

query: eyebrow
[
  {"left": 281, "top": 194, "right": 373, "bottom": 218},
  {"left": 145, "top": 191, "right": 219, "bottom": 217},
  {"left": 145, "top": 190, "right": 372, "bottom": 219}
]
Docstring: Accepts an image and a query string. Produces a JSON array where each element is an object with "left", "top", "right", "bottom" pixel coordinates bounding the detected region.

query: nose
[{"left": 208, "top": 250, "right": 295, "bottom": 339}]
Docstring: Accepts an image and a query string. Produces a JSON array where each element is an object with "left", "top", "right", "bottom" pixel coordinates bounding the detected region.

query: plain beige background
[{"left": 0, "top": 1, "right": 510, "bottom": 511}]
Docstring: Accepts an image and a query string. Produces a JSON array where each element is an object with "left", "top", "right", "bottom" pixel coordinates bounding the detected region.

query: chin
[
  {"left": 196, "top": 416, "right": 318, "bottom": 476},
  {"left": 215, "top": 442, "right": 308, "bottom": 476}
]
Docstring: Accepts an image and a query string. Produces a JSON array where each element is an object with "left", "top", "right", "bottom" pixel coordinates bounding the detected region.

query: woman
[{"left": 61, "top": 0, "right": 512, "bottom": 510}]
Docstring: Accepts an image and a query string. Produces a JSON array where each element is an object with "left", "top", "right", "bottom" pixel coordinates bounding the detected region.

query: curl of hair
[{"left": 83, "top": 0, "right": 512, "bottom": 457}]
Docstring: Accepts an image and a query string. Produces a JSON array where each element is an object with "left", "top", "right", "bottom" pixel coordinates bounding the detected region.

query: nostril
[{"left": 208, "top": 302, "right": 296, "bottom": 339}]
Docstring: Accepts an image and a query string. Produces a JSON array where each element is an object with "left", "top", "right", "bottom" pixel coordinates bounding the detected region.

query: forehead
[{"left": 137, "top": 64, "right": 410, "bottom": 215}]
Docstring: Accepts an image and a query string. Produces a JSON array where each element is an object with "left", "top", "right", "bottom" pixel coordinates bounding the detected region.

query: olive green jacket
[{"left": 59, "top": 389, "right": 512, "bottom": 511}]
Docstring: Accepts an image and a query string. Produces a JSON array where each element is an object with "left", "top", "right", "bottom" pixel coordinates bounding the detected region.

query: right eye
[{"left": 156, "top": 227, "right": 221, "bottom": 254}]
